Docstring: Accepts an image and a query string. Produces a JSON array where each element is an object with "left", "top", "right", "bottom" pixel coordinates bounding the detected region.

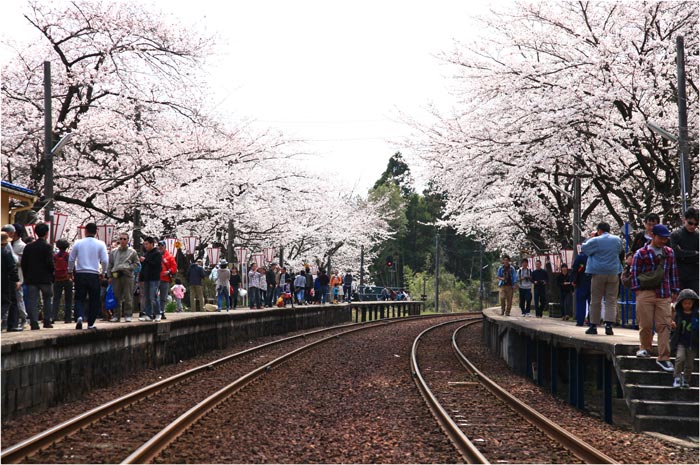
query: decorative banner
[
  {"left": 576, "top": 244, "right": 582, "bottom": 255},
  {"left": 77, "top": 225, "right": 87, "bottom": 239},
  {"left": 165, "top": 237, "right": 177, "bottom": 257},
  {"left": 263, "top": 247, "right": 276, "bottom": 264},
  {"left": 251, "top": 253, "right": 265, "bottom": 267},
  {"left": 53, "top": 212, "right": 68, "bottom": 241},
  {"left": 182, "top": 236, "right": 199, "bottom": 255},
  {"left": 561, "top": 249, "right": 574, "bottom": 268},
  {"left": 234, "top": 247, "right": 249, "bottom": 267},
  {"left": 206, "top": 246, "right": 221, "bottom": 267},
  {"left": 25, "top": 224, "right": 36, "bottom": 240},
  {"left": 95, "top": 224, "right": 115, "bottom": 245}
]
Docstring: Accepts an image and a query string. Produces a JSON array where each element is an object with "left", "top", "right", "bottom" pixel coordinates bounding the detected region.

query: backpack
[
  {"left": 54, "top": 251, "right": 70, "bottom": 281},
  {"left": 638, "top": 250, "right": 667, "bottom": 290}
]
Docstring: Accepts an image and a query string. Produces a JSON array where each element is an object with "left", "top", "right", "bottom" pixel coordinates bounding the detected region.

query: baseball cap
[
  {"left": 652, "top": 224, "right": 671, "bottom": 237},
  {"left": 157, "top": 240, "right": 166, "bottom": 246}
]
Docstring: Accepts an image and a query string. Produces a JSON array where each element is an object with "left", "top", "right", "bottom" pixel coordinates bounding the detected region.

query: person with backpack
[
  {"left": 53, "top": 239, "right": 73, "bottom": 323},
  {"left": 630, "top": 224, "right": 680, "bottom": 372}
]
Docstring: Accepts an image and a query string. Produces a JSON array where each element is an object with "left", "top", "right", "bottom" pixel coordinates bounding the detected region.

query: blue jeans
[
  {"left": 560, "top": 290, "right": 573, "bottom": 317},
  {"left": 158, "top": 281, "right": 170, "bottom": 316},
  {"left": 217, "top": 286, "right": 230, "bottom": 310},
  {"left": 74, "top": 273, "right": 101, "bottom": 326},
  {"left": 575, "top": 286, "right": 591, "bottom": 325},
  {"left": 142, "top": 280, "right": 160, "bottom": 318},
  {"left": 26, "top": 283, "right": 53, "bottom": 325},
  {"left": 320, "top": 285, "right": 330, "bottom": 303},
  {"left": 53, "top": 280, "right": 73, "bottom": 322},
  {"left": 248, "top": 287, "right": 261, "bottom": 308},
  {"left": 519, "top": 288, "right": 532, "bottom": 314},
  {"left": 343, "top": 285, "right": 352, "bottom": 302}
]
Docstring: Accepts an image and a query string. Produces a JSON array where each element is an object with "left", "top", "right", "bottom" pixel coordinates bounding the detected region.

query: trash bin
[{"left": 548, "top": 302, "right": 561, "bottom": 318}]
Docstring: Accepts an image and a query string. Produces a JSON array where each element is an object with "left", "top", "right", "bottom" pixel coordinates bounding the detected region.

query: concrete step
[
  {"left": 617, "top": 355, "right": 699, "bottom": 371},
  {"left": 634, "top": 414, "right": 700, "bottom": 435},
  {"left": 625, "top": 384, "right": 700, "bottom": 402},
  {"left": 630, "top": 399, "right": 699, "bottom": 417},
  {"left": 621, "top": 369, "right": 699, "bottom": 386}
]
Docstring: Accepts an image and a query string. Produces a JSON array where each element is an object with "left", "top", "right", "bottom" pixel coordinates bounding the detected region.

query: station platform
[
  {"left": 1, "top": 301, "right": 422, "bottom": 421},
  {"left": 482, "top": 308, "right": 699, "bottom": 436}
]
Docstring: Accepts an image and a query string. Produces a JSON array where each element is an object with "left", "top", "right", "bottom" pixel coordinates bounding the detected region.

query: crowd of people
[
  {"left": 496, "top": 207, "right": 699, "bottom": 388},
  {"left": 1, "top": 222, "right": 363, "bottom": 332}
]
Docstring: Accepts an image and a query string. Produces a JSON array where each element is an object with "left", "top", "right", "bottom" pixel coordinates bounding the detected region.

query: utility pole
[
  {"left": 227, "top": 219, "right": 235, "bottom": 263},
  {"left": 435, "top": 231, "right": 440, "bottom": 312},
  {"left": 573, "top": 176, "right": 581, "bottom": 248},
  {"left": 43, "top": 61, "right": 54, "bottom": 243},
  {"left": 677, "top": 35, "right": 690, "bottom": 212},
  {"left": 132, "top": 208, "right": 142, "bottom": 252},
  {"left": 479, "top": 241, "right": 484, "bottom": 312},
  {"left": 279, "top": 247, "right": 284, "bottom": 268},
  {"left": 359, "top": 245, "right": 365, "bottom": 290}
]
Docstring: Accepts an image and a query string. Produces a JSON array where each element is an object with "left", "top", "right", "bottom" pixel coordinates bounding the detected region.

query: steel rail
[
  {"left": 123, "top": 314, "right": 479, "bottom": 463},
  {"left": 0, "top": 319, "right": 377, "bottom": 463},
  {"left": 452, "top": 323, "right": 617, "bottom": 464},
  {"left": 410, "top": 318, "right": 489, "bottom": 464}
]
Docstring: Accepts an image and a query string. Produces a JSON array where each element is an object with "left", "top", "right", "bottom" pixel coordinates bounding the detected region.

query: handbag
[
  {"left": 638, "top": 250, "right": 666, "bottom": 290},
  {"left": 105, "top": 284, "right": 118, "bottom": 310}
]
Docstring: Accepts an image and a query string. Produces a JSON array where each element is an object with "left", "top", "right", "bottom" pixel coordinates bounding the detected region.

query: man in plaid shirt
[{"left": 630, "top": 224, "right": 680, "bottom": 372}]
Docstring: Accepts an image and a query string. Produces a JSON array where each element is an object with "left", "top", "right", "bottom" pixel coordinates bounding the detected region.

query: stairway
[{"left": 615, "top": 355, "right": 699, "bottom": 435}]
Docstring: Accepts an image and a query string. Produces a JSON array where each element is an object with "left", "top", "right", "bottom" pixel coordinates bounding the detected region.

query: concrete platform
[
  {"left": 482, "top": 307, "right": 642, "bottom": 357},
  {"left": 482, "top": 307, "right": 699, "bottom": 436},
  {"left": 1, "top": 300, "right": 422, "bottom": 421}
]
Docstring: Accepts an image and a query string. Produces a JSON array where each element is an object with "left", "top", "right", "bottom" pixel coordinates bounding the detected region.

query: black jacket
[
  {"left": 670, "top": 227, "right": 699, "bottom": 279},
  {"left": 266, "top": 270, "right": 276, "bottom": 288},
  {"left": 21, "top": 238, "right": 55, "bottom": 285},
  {"left": 671, "top": 289, "right": 699, "bottom": 351},
  {"left": 2, "top": 246, "right": 19, "bottom": 305},
  {"left": 140, "top": 248, "right": 162, "bottom": 282}
]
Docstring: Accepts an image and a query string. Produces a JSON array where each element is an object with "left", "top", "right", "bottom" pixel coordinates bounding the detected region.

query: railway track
[
  {"left": 2, "top": 313, "right": 478, "bottom": 464},
  {"left": 411, "top": 318, "right": 618, "bottom": 464}
]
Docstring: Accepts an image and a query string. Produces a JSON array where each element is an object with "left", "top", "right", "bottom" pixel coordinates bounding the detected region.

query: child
[
  {"left": 671, "top": 289, "right": 699, "bottom": 388},
  {"left": 171, "top": 278, "right": 187, "bottom": 312}
]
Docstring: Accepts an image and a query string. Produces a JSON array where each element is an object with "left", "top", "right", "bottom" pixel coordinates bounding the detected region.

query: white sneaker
[
  {"left": 635, "top": 349, "right": 650, "bottom": 358},
  {"left": 673, "top": 377, "right": 682, "bottom": 388},
  {"left": 125, "top": 316, "right": 132, "bottom": 322},
  {"left": 138, "top": 316, "right": 152, "bottom": 322},
  {"left": 110, "top": 317, "right": 119, "bottom": 323},
  {"left": 155, "top": 314, "right": 162, "bottom": 322}
]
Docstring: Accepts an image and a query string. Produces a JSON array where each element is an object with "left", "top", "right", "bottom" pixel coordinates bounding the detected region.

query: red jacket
[{"left": 160, "top": 250, "right": 178, "bottom": 283}]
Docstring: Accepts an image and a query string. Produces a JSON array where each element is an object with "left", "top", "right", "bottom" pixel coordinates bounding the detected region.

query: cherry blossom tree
[
  {"left": 1, "top": 0, "right": 391, "bottom": 271},
  {"left": 409, "top": 0, "right": 698, "bottom": 251}
]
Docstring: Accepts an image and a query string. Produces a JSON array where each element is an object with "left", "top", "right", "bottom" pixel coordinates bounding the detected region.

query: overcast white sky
[{"left": 2, "top": 0, "right": 495, "bottom": 194}]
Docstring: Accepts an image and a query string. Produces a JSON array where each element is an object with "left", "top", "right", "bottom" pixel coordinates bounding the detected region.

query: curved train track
[
  {"left": 2, "top": 313, "right": 477, "bottom": 464},
  {"left": 411, "top": 318, "right": 618, "bottom": 464}
]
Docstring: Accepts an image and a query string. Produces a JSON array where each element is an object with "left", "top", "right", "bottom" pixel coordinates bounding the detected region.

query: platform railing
[{"left": 351, "top": 301, "right": 423, "bottom": 322}]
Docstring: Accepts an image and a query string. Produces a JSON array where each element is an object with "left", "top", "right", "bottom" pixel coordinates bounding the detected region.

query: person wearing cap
[
  {"left": 580, "top": 222, "right": 623, "bottom": 336},
  {"left": 157, "top": 240, "right": 178, "bottom": 319},
  {"left": 670, "top": 207, "right": 699, "bottom": 294},
  {"left": 107, "top": 232, "right": 139, "bottom": 322},
  {"left": 2, "top": 231, "right": 22, "bottom": 331},
  {"left": 186, "top": 258, "right": 206, "bottom": 311},
  {"left": 631, "top": 223, "right": 680, "bottom": 371},
  {"left": 215, "top": 259, "right": 231, "bottom": 311}
]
